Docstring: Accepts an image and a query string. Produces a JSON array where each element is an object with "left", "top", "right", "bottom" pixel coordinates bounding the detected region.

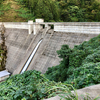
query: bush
[
  {"left": 0, "top": 70, "right": 73, "bottom": 100},
  {"left": 45, "top": 34, "right": 100, "bottom": 89},
  {"left": 14, "top": 0, "right": 60, "bottom": 21}
]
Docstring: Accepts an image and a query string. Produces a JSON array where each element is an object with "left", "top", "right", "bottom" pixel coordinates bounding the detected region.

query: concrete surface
[
  {"left": 54, "top": 24, "right": 100, "bottom": 34},
  {"left": 12, "top": 28, "right": 45, "bottom": 74},
  {"left": 0, "top": 70, "right": 10, "bottom": 81},
  {"left": 4, "top": 28, "right": 37, "bottom": 73},
  {"left": 44, "top": 84, "right": 100, "bottom": 100},
  {"left": 27, "top": 31, "right": 98, "bottom": 74}
]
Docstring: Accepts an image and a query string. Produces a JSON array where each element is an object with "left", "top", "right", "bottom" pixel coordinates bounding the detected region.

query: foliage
[
  {"left": 15, "top": 8, "right": 35, "bottom": 21},
  {"left": 0, "top": 31, "right": 7, "bottom": 71},
  {"left": 49, "top": 84, "right": 100, "bottom": 100},
  {"left": 0, "top": 70, "right": 72, "bottom": 100},
  {"left": 0, "top": 48, "right": 6, "bottom": 70},
  {"left": 0, "top": 70, "right": 99, "bottom": 100},
  {"left": 0, "top": 0, "right": 100, "bottom": 21},
  {"left": 45, "top": 34, "right": 100, "bottom": 89},
  {"left": 14, "top": 0, "right": 60, "bottom": 21},
  {"left": 0, "top": 3, "right": 11, "bottom": 11},
  {"left": 59, "top": 0, "right": 100, "bottom": 22},
  {"left": 0, "top": 11, "right": 4, "bottom": 16},
  {"left": 0, "top": 0, "right": 3, "bottom": 5},
  {"left": 0, "top": 2, "right": 11, "bottom": 17}
]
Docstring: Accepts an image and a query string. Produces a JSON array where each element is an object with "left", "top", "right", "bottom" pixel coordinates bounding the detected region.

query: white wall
[
  {"left": 0, "top": 22, "right": 29, "bottom": 29},
  {"left": 54, "top": 23, "right": 100, "bottom": 34},
  {"left": 0, "top": 20, "right": 43, "bottom": 35}
]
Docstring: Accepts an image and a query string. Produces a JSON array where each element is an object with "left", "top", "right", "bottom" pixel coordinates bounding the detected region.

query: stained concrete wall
[
  {"left": 3, "top": 22, "right": 100, "bottom": 74},
  {"left": 13, "top": 28, "right": 46, "bottom": 75},
  {"left": 54, "top": 22, "right": 100, "bottom": 34},
  {"left": 4, "top": 28, "right": 37, "bottom": 73}
]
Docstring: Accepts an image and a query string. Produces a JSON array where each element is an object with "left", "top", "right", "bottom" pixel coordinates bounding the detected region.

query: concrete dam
[{"left": 0, "top": 20, "right": 100, "bottom": 75}]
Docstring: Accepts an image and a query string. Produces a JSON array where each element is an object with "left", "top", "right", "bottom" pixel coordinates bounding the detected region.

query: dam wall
[
  {"left": 5, "top": 28, "right": 45, "bottom": 74},
  {"left": 2, "top": 21, "right": 100, "bottom": 74},
  {"left": 27, "top": 31, "right": 98, "bottom": 74}
]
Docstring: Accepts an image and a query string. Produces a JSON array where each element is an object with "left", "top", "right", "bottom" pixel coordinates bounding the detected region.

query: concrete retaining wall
[
  {"left": 0, "top": 22, "right": 43, "bottom": 35},
  {"left": 54, "top": 22, "right": 100, "bottom": 34},
  {"left": 0, "top": 22, "right": 28, "bottom": 29}
]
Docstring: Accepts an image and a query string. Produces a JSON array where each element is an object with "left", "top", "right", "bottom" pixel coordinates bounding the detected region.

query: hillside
[
  {"left": 0, "top": 0, "right": 100, "bottom": 22},
  {"left": 0, "top": 0, "right": 34, "bottom": 22}
]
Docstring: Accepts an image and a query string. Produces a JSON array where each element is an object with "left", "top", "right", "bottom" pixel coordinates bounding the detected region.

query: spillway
[{"left": 20, "top": 39, "right": 42, "bottom": 74}]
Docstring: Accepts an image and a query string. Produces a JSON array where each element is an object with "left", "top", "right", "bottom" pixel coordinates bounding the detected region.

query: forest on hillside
[
  {"left": 13, "top": 0, "right": 100, "bottom": 22},
  {"left": 0, "top": 0, "right": 100, "bottom": 22}
]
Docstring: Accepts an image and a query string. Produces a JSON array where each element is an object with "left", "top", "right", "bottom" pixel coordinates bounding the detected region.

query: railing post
[
  {"left": 28, "top": 20, "right": 33, "bottom": 34},
  {"left": 34, "top": 19, "right": 44, "bottom": 35}
]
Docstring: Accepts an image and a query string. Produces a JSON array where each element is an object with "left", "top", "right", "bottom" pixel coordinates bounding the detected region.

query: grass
[
  {"left": 0, "top": 0, "right": 29, "bottom": 22},
  {"left": 0, "top": 2, "right": 11, "bottom": 17},
  {"left": 0, "top": 11, "right": 4, "bottom": 16},
  {"left": 0, "top": 3, "right": 11, "bottom": 11},
  {"left": 15, "top": 8, "right": 35, "bottom": 21},
  {"left": 96, "top": 0, "right": 100, "bottom": 2}
]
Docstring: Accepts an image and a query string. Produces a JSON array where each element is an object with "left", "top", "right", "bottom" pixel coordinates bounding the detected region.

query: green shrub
[
  {"left": 45, "top": 34, "right": 100, "bottom": 89},
  {"left": 14, "top": 0, "right": 60, "bottom": 21},
  {"left": 0, "top": 11, "right": 4, "bottom": 16},
  {"left": 15, "top": 8, "right": 35, "bottom": 21},
  {"left": 0, "top": 70, "right": 73, "bottom": 100},
  {"left": 1, "top": 70, "right": 99, "bottom": 100}
]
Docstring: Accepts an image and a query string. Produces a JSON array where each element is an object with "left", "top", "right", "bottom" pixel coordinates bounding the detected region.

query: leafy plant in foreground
[{"left": 0, "top": 70, "right": 72, "bottom": 100}]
